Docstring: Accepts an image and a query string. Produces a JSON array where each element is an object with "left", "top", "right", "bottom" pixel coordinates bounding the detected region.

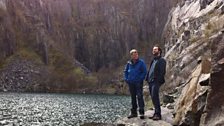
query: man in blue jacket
[
  {"left": 146, "top": 45, "right": 166, "bottom": 120},
  {"left": 124, "top": 49, "right": 147, "bottom": 119}
]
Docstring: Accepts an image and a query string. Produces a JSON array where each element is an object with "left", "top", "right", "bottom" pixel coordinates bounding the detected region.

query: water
[{"left": 0, "top": 93, "right": 130, "bottom": 126}]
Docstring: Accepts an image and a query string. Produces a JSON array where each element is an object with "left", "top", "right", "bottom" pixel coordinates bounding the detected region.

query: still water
[{"left": 0, "top": 93, "right": 130, "bottom": 126}]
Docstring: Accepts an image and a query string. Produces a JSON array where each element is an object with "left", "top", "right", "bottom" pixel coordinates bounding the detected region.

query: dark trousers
[
  {"left": 149, "top": 81, "right": 161, "bottom": 117},
  {"left": 128, "top": 82, "right": 144, "bottom": 115}
]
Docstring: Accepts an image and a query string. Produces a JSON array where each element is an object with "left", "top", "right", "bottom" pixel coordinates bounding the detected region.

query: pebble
[{"left": 0, "top": 120, "right": 9, "bottom": 125}]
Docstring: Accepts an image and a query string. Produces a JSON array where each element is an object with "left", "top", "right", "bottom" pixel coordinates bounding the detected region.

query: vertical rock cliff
[
  {"left": 0, "top": 0, "right": 172, "bottom": 92},
  {"left": 200, "top": 31, "right": 224, "bottom": 126},
  {"left": 163, "top": 0, "right": 224, "bottom": 125}
]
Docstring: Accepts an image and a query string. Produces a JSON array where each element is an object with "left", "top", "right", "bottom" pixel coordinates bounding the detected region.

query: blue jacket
[{"left": 124, "top": 59, "right": 147, "bottom": 84}]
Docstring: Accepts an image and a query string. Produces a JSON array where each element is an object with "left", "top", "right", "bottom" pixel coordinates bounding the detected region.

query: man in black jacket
[{"left": 146, "top": 45, "right": 166, "bottom": 120}]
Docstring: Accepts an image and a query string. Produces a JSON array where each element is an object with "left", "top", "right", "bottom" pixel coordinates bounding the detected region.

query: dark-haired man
[{"left": 146, "top": 45, "right": 166, "bottom": 120}]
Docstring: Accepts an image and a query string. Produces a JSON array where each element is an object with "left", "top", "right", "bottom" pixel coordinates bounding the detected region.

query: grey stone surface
[
  {"left": 162, "top": 0, "right": 223, "bottom": 125},
  {"left": 200, "top": 31, "right": 224, "bottom": 126},
  {"left": 117, "top": 107, "right": 174, "bottom": 126}
]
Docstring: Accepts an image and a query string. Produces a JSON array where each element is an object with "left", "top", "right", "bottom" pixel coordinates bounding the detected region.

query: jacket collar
[
  {"left": 128, "top": 58, "right": 139, "bottom": 65},
  {"left": 154, "top": 56, "right": 161, "bottom": 60}
]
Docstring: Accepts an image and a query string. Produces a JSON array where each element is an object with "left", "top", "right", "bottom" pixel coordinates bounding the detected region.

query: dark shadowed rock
[
  {"left": 182, "top": 30, "right": 191, "bottom": 41},
  {"left": 221, "top": 5, "right": 224, "bottom": 14},
  {"left": 200, "top": 32, "right": 224, "bottom": 126},
  {"left": 163, "top": 94, "right": 175, "bottom": 104},
  {"left": 199, "top": 74, "right": 210, "bottom": 86},
  {"left": 200, "top": 0, "right": 215, "bottom": 10}
]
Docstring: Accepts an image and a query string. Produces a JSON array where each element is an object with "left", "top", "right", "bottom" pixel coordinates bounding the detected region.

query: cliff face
[
  {"left": 0, "top": 0, "right": 172, "bottom": 92},
  {"left": 200, "top": 31, "right": 224, "bottom": 126},
  {"left": 163, "top": 0, "right": 224, "bottom": 125},
  {"left": 0, "top": 0, "right": 172, "bottom": 71}
]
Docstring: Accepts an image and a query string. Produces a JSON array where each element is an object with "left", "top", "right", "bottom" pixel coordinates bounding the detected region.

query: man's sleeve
[
  {"left": 158, "top": 59, "right": 166, "bottom": 84},
  {"left": 124, "top": 63, "right": 129, "bottom": 82},
  {"left": 140, "top": 61, "right": 147, "bottom": 81}
]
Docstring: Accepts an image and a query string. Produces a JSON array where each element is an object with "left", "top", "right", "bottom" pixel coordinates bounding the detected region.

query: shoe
[
  {"left": 127, "top": 114, "right": 137, "bottom": 119},
  {"left": 140, "top": 115, "right": 145, "bottom": 119},
  {"left": 152, "top": 115, "right": 161, "bottom": 120}
]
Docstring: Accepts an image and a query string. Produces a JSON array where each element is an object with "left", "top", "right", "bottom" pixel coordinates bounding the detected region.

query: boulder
[
  {"left": 173, "top": 57, "right": 210, "bottom": 125},
  {"left": 200, "top": 32, "right": 224, "bottom": 126},
  {"left": 173, "top": 64, "right": 201, "bottom": 125},
  {"left": 163, "top": 94, "right": 175, "bottom": 104}
]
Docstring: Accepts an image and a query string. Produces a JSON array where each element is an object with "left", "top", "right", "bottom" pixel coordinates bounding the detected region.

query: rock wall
[
  {"left": 0, "top": 0, "right": 172, "bottom": 71},
  {"left": 163, "top": 0, "right": 224, "bottom": 125},
  {"left": 200, "top": 32, "right": 224, "bottom": 126},
  {"left": 0, "top": 0, "right": 173, "bottom": 92}
]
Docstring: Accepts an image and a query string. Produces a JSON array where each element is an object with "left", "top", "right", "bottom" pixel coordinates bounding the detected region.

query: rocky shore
[
  {"left": 0, "top": 58, "right": 48, "bottom": 92},
  {"left": 116, "top": 107, "right": 173, "bottom": 126}
]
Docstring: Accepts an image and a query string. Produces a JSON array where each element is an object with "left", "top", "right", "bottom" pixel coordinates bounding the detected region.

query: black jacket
[{"left": 146, "top": 56, "right": 166, "bottom": 84}]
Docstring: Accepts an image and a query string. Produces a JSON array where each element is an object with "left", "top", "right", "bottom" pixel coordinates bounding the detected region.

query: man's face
[
  {"left": 152, "top": 47, "right": 160, "bottom": 56},
  {"left": 131, "top": 51, "right": 139, "bottom": 60}
]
